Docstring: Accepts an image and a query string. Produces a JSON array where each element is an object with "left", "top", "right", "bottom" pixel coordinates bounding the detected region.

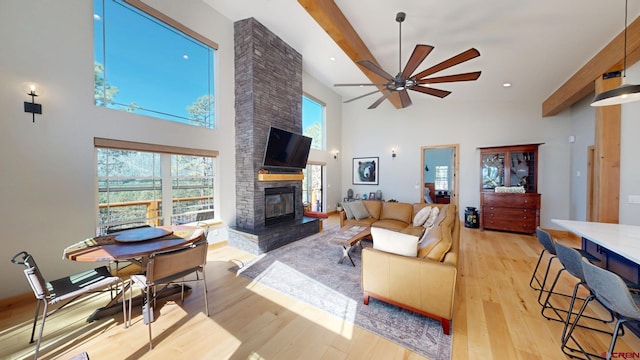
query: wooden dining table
[
  {"left": 64, "top": 225, "right": 205, "bottom": 263},
  {"left": 63, "top": 225, "right": 206, "bottom": 321}
]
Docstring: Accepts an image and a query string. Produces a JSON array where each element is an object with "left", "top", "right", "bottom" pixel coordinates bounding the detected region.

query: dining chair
[
  {"left": 549, "top": 242, "right": 615, "bottom": 358},
  {"left": 128, "top": 237, "right": 209, "bottom": 350},
  {"left": 565, "top": 258, "right": 640, "bottom": 360},
  {"left": 11, "top": 251, "right": 127, "bottom": 360}
]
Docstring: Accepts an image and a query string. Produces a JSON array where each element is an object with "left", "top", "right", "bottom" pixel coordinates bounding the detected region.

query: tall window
[
  {"left": 94, "top": 0, "right": 217, "bottom": 128},
  {"left": 302, "top": 95, "right": 324, "bottom": 150},
  {"left": 435, "top": 166, "right": 449, "bottom": 191},
  {"left": 96, "top": 139, "right": 217, "bottom": 234}
]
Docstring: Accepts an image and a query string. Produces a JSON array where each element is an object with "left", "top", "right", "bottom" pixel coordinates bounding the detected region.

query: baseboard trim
[{"left": 0, "top": 292, "right": 36, "bottom": 311}]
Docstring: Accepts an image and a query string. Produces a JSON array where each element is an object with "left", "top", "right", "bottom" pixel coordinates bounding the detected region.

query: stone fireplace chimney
[{"left": 229, "top": 18, "right": 319, "bottom": 254}]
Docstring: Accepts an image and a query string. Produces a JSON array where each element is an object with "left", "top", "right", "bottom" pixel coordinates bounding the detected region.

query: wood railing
[{"left": 99, "top": 196, "right": 213, "bottom": 227}]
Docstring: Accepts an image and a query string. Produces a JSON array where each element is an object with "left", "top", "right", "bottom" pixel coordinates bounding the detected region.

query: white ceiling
[{"left": 203, "top": 0, "right": 640, "bottom": 108}]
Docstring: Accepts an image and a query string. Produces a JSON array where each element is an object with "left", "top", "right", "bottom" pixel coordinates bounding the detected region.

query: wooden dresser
[
  {"left": 478, "top": 143, "right": 543, "bottom": 234},
  {"left": 480, "top": 192, "right": 540, "bottom": 234}
]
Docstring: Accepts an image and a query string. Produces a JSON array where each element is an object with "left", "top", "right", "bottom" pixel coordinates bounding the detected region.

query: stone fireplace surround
[{"left": 228, "top": 17, "right": 319, "bottom": 254}]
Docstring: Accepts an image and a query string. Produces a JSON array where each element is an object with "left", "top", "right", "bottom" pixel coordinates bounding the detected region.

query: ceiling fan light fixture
[{"left": 591, "top": 0, "right": 640, "bottom": 107}]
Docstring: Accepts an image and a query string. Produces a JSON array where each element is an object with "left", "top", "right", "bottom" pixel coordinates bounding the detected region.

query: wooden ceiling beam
[
  {"left": 297, "top": 0, "right": 402, "bottom": 109},
  {"left": 542, "top": 16, "right": 640, "bottom": 117}
]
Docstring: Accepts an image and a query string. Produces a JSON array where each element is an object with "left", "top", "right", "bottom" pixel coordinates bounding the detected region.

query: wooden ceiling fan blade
[
  {"left": 334, "top": 83, "right": 388, "bottom": 87},
  {"left": 417, "top": 71, "right": 482, "bottom": 84},
  {"left": 368, "top": 91, "right": 393, "bottom": 109},
  {"left": 401, "top": 45, "right": 434, "bottom": 79},
  {"left": 357, "top": 60, "right": 394, "bottom": 81},
  {"left": 398, "top": 90, "right": 412, "bottom": 108},
  {"left": 344, "top": 89, "right": 383, "bottom": 103},
  {"left": 410, "top": 85, "right": 451, "bottom": 98},
  {"left": 413, "top": 48, "right": 481, "bottom": 79}
]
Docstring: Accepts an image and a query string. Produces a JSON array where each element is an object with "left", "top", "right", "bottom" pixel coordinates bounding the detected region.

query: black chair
[{"left": 11, "top": 251, "right": 126, "bottom": 359}]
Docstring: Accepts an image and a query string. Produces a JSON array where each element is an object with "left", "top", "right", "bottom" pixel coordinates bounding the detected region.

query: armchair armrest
[{"left": 339, "top": 210, "right": 346, "bottom": 227}]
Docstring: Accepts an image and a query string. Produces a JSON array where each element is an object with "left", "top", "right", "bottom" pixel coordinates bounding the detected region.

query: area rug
[{"left": 231, "top": 226, "right": 452, "bottom": 360}]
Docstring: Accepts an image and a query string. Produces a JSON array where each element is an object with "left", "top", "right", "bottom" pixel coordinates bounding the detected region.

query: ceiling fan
[{"left": 335, "top": 12, "right": 481, "bottom": 109}]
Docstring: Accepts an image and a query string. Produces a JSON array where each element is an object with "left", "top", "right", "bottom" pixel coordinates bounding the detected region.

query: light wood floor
[{"left": 2, "top": 215, "right": 640, "bottom": 359}]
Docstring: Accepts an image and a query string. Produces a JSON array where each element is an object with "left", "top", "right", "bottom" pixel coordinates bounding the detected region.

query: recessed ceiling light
[
  {"left": 329, "top": 57, "right": 336, "bottom": 62},
  {"left": 503, "top": 82, "right": 512, "bottom": 87}
]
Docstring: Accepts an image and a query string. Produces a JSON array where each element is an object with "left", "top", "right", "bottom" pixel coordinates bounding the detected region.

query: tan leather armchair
[{"left": 361, "top": 204, "right": 459, "bottom": 334}]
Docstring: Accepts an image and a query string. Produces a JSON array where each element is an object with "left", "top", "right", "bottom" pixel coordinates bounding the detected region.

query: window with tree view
[
  {"left": 94, "top": 0, "right": 216, "bottom": 128},
  {"left": 97, "top": 145, "right": 215, "bottom": 234},
  {"left": 302, "top": 95, "right": 324, "bottom": 150}
]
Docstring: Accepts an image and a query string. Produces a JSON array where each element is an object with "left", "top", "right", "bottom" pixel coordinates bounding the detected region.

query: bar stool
[
  {"left": 549, "top": 242, "right": 615, "bottom": 358},
  {"left": 530, "top": 228, "right": 599, "bottom": 317},
  {"left": 565, "top": 258, "right": 640, "bottom": 360}
]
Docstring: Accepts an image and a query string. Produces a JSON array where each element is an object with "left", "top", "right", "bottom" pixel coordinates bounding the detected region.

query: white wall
[
  {"left": 568, "top": 95, "right": 595, "bottom": 221},
  {"left": 340, "top": 97, "right": 573, "bottom": 227},
  {"left": 0, "top": 0, "right": 236, "bottom": 298}
]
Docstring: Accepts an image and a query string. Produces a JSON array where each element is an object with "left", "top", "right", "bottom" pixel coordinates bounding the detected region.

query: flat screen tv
[{"left": 262, "top": 126, "right": 312, "bottom": 170}]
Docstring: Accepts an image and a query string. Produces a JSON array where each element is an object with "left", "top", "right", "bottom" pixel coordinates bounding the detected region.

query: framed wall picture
[{"left": 352, "top": 157, "right": 379, "bottom": 185}]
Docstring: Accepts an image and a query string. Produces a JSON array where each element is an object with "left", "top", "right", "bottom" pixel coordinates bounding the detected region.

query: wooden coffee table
[{"left": 329, "top": 225, "right": 371, "bottom": 266}]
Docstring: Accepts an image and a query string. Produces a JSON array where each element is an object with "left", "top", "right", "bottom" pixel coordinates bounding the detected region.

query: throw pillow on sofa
[
  {"left": 413, "top": 206, "right": 432, "bottom": 226},
  {"left": 371, "top": 227, "right": 419, "bottom": 257},
  {"left": 343, "top": 202, "right": 355, "bottom": 219},
  {"left": 424, "top": 206, "right": 440, "bottom": 228},
  {"left": 349, "top": 201, "right": 371, "bottom": 220}
]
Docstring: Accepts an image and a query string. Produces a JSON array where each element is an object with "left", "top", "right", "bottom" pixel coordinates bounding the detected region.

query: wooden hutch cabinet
[{"left": 478, "top": 143, "right": 543, "bottom": 234}]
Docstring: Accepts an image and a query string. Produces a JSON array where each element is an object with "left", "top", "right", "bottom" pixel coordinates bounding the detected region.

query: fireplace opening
[{"left": 265, "top": 187, "right": 295, "bottom": 226}]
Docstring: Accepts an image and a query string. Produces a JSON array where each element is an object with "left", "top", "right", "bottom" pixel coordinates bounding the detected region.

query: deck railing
[{"left": 98, "top": 196, "right": 213, "bottom": 229}]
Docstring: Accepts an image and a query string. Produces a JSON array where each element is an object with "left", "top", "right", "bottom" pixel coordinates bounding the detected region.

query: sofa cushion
[
  {"left": 349, "top": 201, "right": 371, "bottom": 220},
  {"left": 413, "top": 206, "right": 432, "bottom": 226},
  {"left": 372, "top": 219, "right": 411, "bottom": 232},
  {"left": 362, "top": 200, "right": 382, "bottom": 220},
  {"left": 426, "top": 231, "right": 452, "bottom": 262},
  {"left": 418, "top": 225, "right": 442, "bottom": 258},
  {"left": 344, "top": 217, "right": 378, "bottom": 227},
  {"left": 371, "top": 227, "right": 419, "bottom": 257},
  {"left": 380, "top": 202, "right": 413, "bottom": 224}
]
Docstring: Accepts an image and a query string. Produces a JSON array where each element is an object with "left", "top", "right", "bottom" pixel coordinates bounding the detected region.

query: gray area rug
[{"left": 231, "top": 226, "right": 452, "bottom": 360}]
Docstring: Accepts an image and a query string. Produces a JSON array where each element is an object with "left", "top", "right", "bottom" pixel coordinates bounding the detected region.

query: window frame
[
  {"left": 95, "top": 137, "right": 218, "bottom": 232},
  {"left": 302, "top": 93, "right": 326, "bottom": 151},
  {"left": 94, "top": 0, "right": 219, "bottom": 128},
  {"left": 434, "top": 165, "right": 449, "bottom": 191}
]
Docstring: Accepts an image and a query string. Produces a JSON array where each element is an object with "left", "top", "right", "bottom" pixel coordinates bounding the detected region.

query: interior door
[{"left": 421, "top": 144, "right": 459, "bottom": 209}]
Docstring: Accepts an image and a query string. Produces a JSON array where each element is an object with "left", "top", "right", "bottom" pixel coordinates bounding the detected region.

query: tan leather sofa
[
  {"left": 348, "top": 202, "right": 459, "bottom": 335},
  {"left": 340, "top": 200, "right": 426, "bottom": 236}
]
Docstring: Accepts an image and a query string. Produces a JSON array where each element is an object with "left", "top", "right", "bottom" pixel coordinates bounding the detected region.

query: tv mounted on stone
[{"left": 262, "top": 126, "right": 312, "bottom": 171}]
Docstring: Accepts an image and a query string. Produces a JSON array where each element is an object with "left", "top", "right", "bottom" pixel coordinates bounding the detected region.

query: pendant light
[{"left": 591, "top": 0, "right": 640, "bottom": 107}]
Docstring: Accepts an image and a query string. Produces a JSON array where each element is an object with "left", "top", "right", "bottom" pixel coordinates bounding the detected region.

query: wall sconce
[
  {"left": 332, "top": 150, "right": 339, "bottom": 159},
  {"left": 24, "top": 84, "right": 42, "bottom": 123},
  {"left": 392, "top": 148, "right": 396, "bottom": 159}
]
